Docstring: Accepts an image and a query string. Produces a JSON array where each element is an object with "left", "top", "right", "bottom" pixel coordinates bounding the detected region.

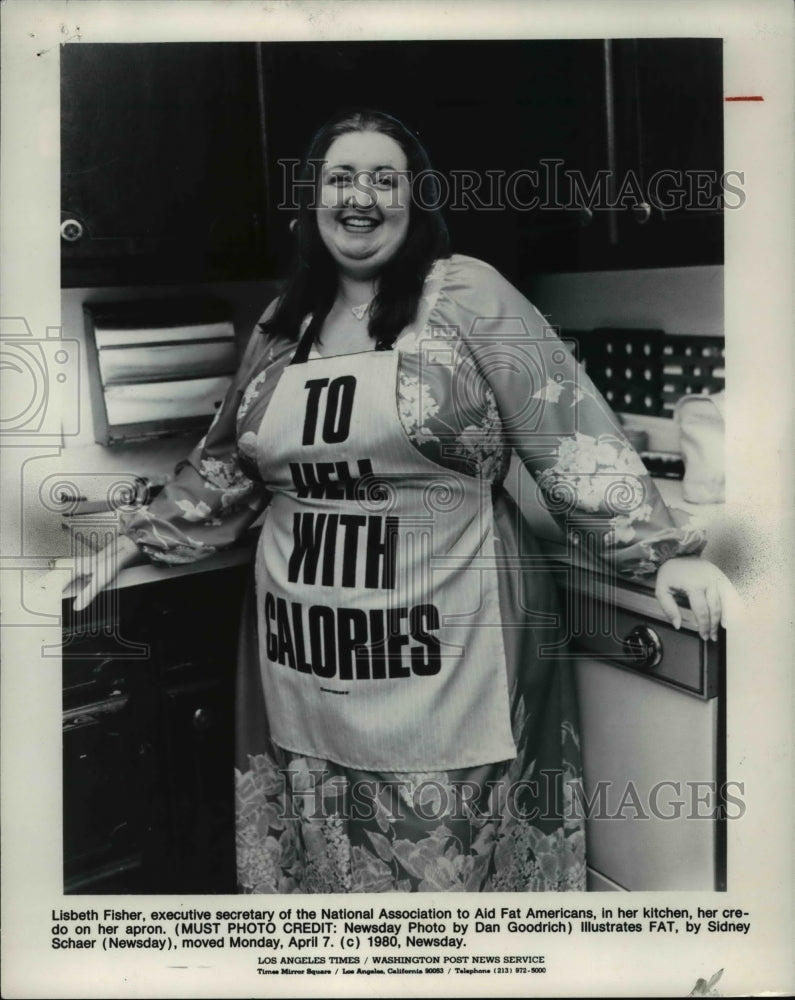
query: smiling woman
[
  {"left": 262, "top": 110, "right": 451, "bottom": 357},
  {"left": 68, "top": 108, "right": 733, "bottom": 894}
]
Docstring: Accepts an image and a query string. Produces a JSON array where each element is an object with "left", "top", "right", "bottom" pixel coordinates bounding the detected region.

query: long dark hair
[{"left": 260, "top": 109, "right": 450, "bottom": 347}]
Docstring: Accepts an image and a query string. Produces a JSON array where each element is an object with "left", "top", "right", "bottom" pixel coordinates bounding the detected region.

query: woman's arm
[
  {"left": 66, "top": 302, "right": 279, "bottom": 610},
  {"left": 67, "top": 533, "right": 147, "bottom": 612},
  {"left": 448, "top": 259, "right": 733, "bottom": 638}
]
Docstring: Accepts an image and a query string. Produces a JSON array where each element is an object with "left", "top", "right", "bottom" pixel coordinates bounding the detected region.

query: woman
[{"left": 70, "top": 110, "right": 732, "bottom": 893}]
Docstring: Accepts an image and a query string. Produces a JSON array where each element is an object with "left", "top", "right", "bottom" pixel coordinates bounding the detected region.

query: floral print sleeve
[
  {"left": 121, "top": 304, "right": 279, "bottom": 566},
  {"left": 432, "top": 257, "right": 707, "bottom": 580}
]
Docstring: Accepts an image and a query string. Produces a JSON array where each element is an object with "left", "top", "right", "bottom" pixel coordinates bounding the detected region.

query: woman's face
[{"left": 316, "top": 130, "right": 411, "bottom": 280}]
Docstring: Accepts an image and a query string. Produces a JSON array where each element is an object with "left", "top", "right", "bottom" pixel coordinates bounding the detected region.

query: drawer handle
[
  {"left": 63, "top": 691, "right": 130, "bottom": 726},
  {"left": 622, "top": 625, "right": 663, "bottom": 670}
]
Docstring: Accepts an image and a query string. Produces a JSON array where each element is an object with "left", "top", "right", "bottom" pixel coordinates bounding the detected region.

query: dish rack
[{"left": 567, "top": 327, "right": 725, "bottom": 418}]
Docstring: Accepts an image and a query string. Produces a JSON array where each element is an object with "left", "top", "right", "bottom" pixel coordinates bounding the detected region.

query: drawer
[{"left": 566, "top": 601, "right": 722, "bottom": 700}]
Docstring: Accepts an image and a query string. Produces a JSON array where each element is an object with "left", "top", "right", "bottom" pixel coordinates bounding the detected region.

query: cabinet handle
[
  {"left": 60, "top": 218, "right": 84, "bottom": 242},
  {"left": 622, "top": 625, "right": 663, "bottom": 669},
  {"left": 192, "top": 707, "right": 213, "bottom": 732},
  {"left": 632, "top": 202, "right": 652, "bottom": 225}
]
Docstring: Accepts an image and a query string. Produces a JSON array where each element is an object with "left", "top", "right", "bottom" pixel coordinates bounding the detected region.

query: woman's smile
[{"left": 340, "top": 213, "right": 378, "bottom": 231}]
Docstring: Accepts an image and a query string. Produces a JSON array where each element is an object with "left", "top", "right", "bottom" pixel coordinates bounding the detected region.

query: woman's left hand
[{"left": 654, "top": 556, "right": 737, "bottom": 641}]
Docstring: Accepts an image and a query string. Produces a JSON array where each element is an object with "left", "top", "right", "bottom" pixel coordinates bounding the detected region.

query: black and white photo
[{"left": 1, "top": 2, "right": 793, "bottom": 997}]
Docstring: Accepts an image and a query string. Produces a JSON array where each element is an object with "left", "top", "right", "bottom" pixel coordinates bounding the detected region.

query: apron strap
[
  {"left": 290, "top": 320, "right": 318, "bottom": 366},
  {"left": 290, "top": 314, "right": 394, "bottom": 365}
]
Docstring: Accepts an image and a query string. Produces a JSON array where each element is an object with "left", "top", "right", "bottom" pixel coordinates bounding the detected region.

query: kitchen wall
[
  {"left": 60, "top": 262, "right": 722, "bottom": 461},
  {"left": 524, "top": 265, "right": 723, "bottom": 338}
]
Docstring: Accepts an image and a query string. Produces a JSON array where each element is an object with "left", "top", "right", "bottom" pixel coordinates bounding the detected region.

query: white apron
[{"left": 252, "top": 332, "right": 515, "bottom": 770}]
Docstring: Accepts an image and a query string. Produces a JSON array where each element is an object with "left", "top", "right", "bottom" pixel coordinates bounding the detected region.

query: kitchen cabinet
[
  {"left": 61, "top": 43, "right": 270, "bottom": 286},
  {"left": 61, "top": 38, "right": 722, "bottom": 287},
  {"left": 516, "top": 37, "right": 724, "bottom": 273},
  {"left": 62, "top": 562, "right": 249, "bottom": 893},
  {"left": 603, "top": 37, "right": 724, "bottom": 269},
  {"left": 259, "top": 37, "right": 723, "bottom": 281}
]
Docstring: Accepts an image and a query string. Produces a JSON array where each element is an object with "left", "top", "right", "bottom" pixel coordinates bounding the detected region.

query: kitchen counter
[{"left": 102, "top": 535, "right": 257, "bottom": 591}]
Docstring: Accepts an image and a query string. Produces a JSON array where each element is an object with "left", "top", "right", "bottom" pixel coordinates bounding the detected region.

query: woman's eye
[
  {"left": 327, "top": 173, "right": 352, "bottom": 186},
  {"left": 373, "top": 173, "right": 396, "bottom": 188}
]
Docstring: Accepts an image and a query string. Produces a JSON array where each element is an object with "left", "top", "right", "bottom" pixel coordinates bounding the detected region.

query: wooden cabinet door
[
  {"left": 143, "top": 567, "right": 246, "bottom": 893},
  {"left": 156, "top": 675, "right": 236, "bottom": 893},
  {"left": 62, "top": 693, "right": 154, "bottom": 893},
  {"left": 62, "top": 563, "right": 248, "bottom": 894},
  {"left": 61, "top": 43, "right": 269, "bottom": 285},
  {"left": 606, "top": 37, "right": 724, "bottom": 268},
  {"left": 62, "top": 620, "right": 160, "bottom": 894},
  {"left": 259, "top": 37, "right": 722, "bottom": 278},
  {"left": 259, "top": 39, "right": 607, "bottom": 283},
  {"left": 520, "top": 37, "right": 724, "bottom": 272}
]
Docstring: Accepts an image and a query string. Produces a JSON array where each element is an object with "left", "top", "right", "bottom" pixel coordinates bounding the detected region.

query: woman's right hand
[{"left": 64, "top": 533, "right": 144, "bottom": 611}]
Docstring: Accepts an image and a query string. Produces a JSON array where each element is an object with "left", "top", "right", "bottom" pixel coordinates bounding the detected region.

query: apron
[{"left": 252, "top": 327, "right": 516, "bottom": 770}]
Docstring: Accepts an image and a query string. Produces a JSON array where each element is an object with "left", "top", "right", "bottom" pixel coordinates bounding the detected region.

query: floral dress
[{"left": 122, "top": 255, "right": 706, "bottom": 893}]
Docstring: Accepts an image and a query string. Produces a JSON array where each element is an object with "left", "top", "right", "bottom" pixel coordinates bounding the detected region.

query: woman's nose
[{"left": 346, "top": 176, "right": 377, "bottom": 209}]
